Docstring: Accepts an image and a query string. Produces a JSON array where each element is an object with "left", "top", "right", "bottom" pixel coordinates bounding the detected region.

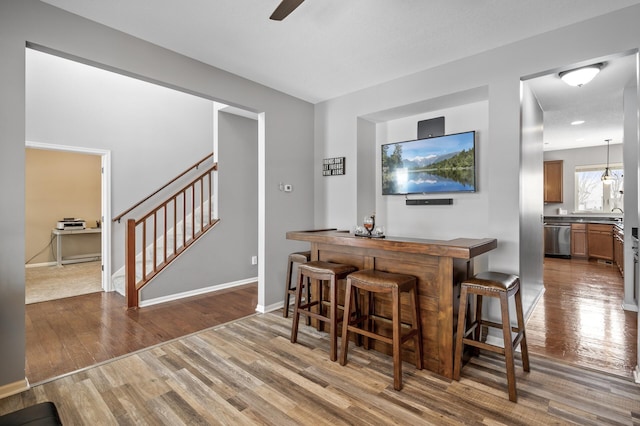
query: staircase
[
  {"left": 111, "top": 199, "right": 216, "bottom": 296},
  {"left": 112, "top": 154, "right": 219, "bottom": 309}
]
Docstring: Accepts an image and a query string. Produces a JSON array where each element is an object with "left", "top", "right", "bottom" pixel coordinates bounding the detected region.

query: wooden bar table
[{"left": 286, "top": 229, "right": 497, "bottom": 379}]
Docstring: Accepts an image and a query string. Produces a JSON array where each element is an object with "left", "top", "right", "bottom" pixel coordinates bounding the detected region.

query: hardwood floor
[
  {"left": 528, "top": 256, "right": 637, "bottom": 378},
  {"left": 4, "top": 312, "right": 640, "bottom": 425},
  {"left": 12, "top": 256, "right": 638, "bottom": 423},
  {"left": 25, "top": 283, "right": 258, "bottom": 385},
  {"left": 24, "top": 256, "right": 637, "bottom": 387}
]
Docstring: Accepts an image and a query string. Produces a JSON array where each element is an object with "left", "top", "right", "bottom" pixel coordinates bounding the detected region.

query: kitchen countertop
[{"left": 544, "top": 215, "right": 623, "bottom": 226}]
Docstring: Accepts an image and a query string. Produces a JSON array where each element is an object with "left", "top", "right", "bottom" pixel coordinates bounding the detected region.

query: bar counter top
[{"left": 286, "top": 230, "right": 497, "bottom": 260}]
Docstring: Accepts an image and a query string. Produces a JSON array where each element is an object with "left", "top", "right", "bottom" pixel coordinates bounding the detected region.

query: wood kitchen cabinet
[
  {"left": 544, "top": 160, "right": 563, "bottom": 203},
  {"left": 571, "top": 223, "right": 588, "bottom": 258},
  {"left": 614, "top": 225, "right": 624, "bottom": 276},
  {"left": 588, "top": 224, "right": 614, "bottom": 261}
]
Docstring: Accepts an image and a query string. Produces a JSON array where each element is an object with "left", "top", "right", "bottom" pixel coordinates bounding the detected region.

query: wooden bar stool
[
  {"left": 283, "top": 251, "right": 311, "bottom": 318},
  {"left": 290, "top": 260, "right": 357, "bottom": 361},
  {"left": 453, "top": 271, "right": 530, "bottom": 402},
  {"left": 339, "top": 269, "right": 423, "bottom": 390}
]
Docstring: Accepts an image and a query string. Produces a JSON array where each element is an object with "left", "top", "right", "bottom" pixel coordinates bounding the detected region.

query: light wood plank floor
[
  {"left": 24, "top": 256, "right": 637, "bottom": 385},
  {"left": 3, "top": 312, "right": 639, "bottom": 425},
  {"left": 12, "top": 255, "right": 638, "bottom": 424}
]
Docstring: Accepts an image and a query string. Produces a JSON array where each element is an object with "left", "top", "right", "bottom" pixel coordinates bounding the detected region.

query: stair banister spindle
[
  {"left": 182, "top": 189, "right": 187, "bottom": 248},
  {"left": 210, "top": 171, "right": 214, "bottom": 225},
  {"left": 173, "top": 197, "right": 177, "bottom": 253},
  {"left": 142, "top": 220, "right": 147, "bottom": 280},
  {"left": 191, "top": 185, "right": 195, "bottom": 241},
  {"left": 163, "top": 204, "right": 168, "bottom": 264},
  {"left": 200, "top": 177, "right": 204, "bottom": 232},
  {"left": 153, "top": 212, "right": 158, "bottom": 273}
]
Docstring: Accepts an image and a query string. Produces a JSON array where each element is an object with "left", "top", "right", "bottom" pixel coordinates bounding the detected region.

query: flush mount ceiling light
[
  {"left": 571, "top": 120, "right": 585, "bottom": 125},
  {"left": 559, "top": 63, "right": 603, "bottom": 87}
]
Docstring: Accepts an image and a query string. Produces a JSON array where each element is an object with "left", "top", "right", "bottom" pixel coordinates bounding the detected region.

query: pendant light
[{"left": 601, "top": 139, "right": 615, "bottom": 184}]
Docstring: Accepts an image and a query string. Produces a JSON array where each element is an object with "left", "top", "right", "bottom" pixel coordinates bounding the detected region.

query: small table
[{"left": 51, "top": 228, "right": 102, "bottom": 267}]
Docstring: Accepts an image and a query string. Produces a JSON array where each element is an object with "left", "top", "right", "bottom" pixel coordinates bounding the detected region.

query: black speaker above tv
[{"left": 417, "top": 116, "right": 445, "bottom": 139}]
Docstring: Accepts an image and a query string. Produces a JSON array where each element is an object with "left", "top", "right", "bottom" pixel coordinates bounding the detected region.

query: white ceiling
[
  {"left": 40, "top": 0, "right": 640, "bottom": 149},
  {"left": 527, "top": 53, "right": 637, "bottom": 151}
]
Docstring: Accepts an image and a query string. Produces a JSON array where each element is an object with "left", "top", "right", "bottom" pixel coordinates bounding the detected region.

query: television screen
[{"left": 381, "top": 131, "right": 476, "bottom": 195}]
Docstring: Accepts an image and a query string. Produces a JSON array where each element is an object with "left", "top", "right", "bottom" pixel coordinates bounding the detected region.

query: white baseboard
[
  {"left": 139, "top": 277, "right": 258, "bottom": 308},
  {"left": 634, "top": 366, "right": 640, "bottom": 384},
  {"left": 622, "top": 302, "right": 639, "bottom": 312},
  {"left": 0, "top": 378, "right": 30, "bottom": 399},
  {"left": 25, "top": 262, "right": 57, "bottom": 269},
  {"left": 257, "top": 300, "right": 285, "bottom": 314}
]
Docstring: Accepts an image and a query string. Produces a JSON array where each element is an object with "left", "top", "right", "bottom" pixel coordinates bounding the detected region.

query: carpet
[{"left": 25, "top": 261, "right": 102, "bottom": 304}]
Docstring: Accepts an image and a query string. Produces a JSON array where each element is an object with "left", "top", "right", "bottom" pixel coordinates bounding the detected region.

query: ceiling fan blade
[{"left": 270, "top": 0, "right": 305, "bottom": 21}]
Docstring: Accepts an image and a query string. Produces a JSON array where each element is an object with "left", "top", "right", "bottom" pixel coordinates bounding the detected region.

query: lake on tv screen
[{"left": 402, "top": 171, "right": 474, "bottom": 193}]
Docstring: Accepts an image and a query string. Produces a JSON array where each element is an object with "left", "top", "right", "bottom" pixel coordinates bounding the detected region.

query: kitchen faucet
[{"left": 612, "top": 207, "right": 623, "bottom": 213}]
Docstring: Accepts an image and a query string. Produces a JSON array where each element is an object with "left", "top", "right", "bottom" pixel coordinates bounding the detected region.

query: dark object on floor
[{"left": 0, "top": 401, "right": 62, "bottom": 425}]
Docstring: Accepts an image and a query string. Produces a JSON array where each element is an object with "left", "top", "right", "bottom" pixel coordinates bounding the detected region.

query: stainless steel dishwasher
[{"left": 544, "top": 222, "right": 571, "bottom": 258}]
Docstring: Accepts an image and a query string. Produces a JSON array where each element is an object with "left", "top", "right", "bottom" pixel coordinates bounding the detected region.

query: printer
[{"left": 56, "top": 218, "right": 86, "bottom": 230}]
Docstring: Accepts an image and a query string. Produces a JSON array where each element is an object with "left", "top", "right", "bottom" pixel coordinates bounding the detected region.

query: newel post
[{"left": 125, "top": 219, "right": 138, "bottom": 309}]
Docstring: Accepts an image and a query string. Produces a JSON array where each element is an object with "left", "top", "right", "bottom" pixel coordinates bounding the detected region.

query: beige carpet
[{"left": 25, "top": 261, "right": 102, "bottom": 304}]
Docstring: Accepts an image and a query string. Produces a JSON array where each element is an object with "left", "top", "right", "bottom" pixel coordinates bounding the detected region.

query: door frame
[{"left": 25, "top": 140, "right": 112, "bottom": 292}]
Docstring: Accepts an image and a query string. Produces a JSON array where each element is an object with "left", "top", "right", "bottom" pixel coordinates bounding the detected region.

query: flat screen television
[{"left": 381, "top": 131, "right": 476, "bottom": 195}]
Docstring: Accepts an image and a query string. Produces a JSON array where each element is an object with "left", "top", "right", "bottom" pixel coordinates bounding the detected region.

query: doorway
[
  {"left": 25, "top": 141, "right": 112, "bottom": 303},
  {"left": 521, "top": 50, "right": 639, "bottom": 377}
]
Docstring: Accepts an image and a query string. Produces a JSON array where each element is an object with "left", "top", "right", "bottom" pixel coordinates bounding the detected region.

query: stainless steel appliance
[{"left": 544, "top": 222, "right": 571, "bottom": 258}]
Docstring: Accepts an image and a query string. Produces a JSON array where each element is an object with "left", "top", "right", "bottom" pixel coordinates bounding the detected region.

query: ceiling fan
[{"left": 270, "top": 0, "right": 305, "bottom": 21}]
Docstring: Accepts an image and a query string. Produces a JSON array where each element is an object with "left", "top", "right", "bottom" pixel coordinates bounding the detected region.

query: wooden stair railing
[
  {"left": 113, "top": 153, "right": 213, "bottom": 223},
  {"left": 123, "top": 158, "right": 219, "bottom": 309}
]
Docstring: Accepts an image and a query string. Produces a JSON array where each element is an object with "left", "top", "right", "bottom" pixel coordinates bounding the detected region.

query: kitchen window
[{"left": 574, "top": 164, "right": 623, "bottom": 212}]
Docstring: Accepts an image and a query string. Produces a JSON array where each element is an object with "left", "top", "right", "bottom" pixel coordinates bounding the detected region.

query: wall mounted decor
[{"left": 323, "top": 157, "right": 345, "bottom": 176}]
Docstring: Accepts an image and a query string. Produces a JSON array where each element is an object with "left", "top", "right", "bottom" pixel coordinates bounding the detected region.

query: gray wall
[
  {"left": 26, "top": 48, "right": 213, "bottom": 275},
  {"left": 0, "top": 0, "right": 314, "bottom": 391},
  {"left": 141, "top": 112, "right": 259, "bottom": 299}
]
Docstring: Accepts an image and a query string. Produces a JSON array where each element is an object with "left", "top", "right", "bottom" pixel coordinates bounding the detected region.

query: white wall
[
  {"left": 520, "top": 82, "right": 545, "bottom": 314},
  {"left": 623, "top": 83, "right": 639, "bottom": 311},
  {"left": 314, "top": 5, "right": 640, "bottom": 327},
  {"left": 543, "top": 144, "right": 624, "bottom": 215},
  {"left": 375, "top": 101, "right": 489, "bottom": 240}
]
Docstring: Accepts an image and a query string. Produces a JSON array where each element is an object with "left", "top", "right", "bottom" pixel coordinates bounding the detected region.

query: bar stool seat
[
  {"left": 339, "top": 269, "right": 423, "bottom": 390},
  {"left": 283, "top": 251, "right": 311, "bottom": 318},
  {"left": 453, "top": 271, "right": 530, "bottom": 402},
  {"left": 290, "top": 260, "right": 357, "bottom": 361}
]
